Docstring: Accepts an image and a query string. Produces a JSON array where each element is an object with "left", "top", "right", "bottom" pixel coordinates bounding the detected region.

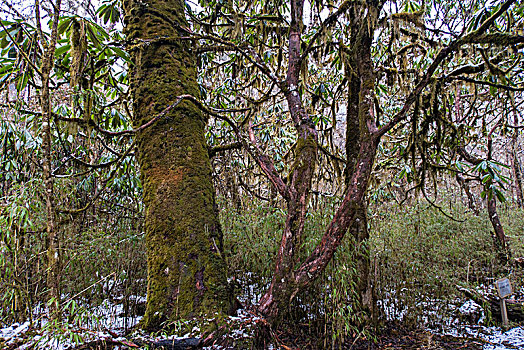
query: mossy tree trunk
[
  {"left": 257, "top": 0, "right": 382, "bottom": 325},
  {"left": 37, "top": 0, "right": 62, "bottom": 320},
  {"left": 123, "top": 0, "right": 231, "bottom": 330},
  {"left": 341, "top": 6, "right": 377, "bottom": 325}
]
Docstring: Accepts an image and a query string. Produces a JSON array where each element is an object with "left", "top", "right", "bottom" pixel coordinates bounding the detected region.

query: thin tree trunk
[
  {"left": 257, "top": 0, "right": 318, "bottom": 321},
  {"left": 37, "top": 0, "right": 62, "bottom": 320},
  {"left": 257, "top": 0, "right": 381, "bottom": 325},
  {"left": 456, "top": 173, "right": 479, "bottom": 215},
  {"left": 342, "top": 6, "right": 376, "bottom": 324},
  {"left": 487, "top": 197, "right": 508, "bottom": 252},
  {"left": 511, "top": 146, "right": 523, "bottom": 208},
  {"left": 123, "top": 0, "right": 231, "bottom": 330},
  {"left": 509, "top": 94, "right": 523, "bottom": 207},
  {"left": 293, "top": 139, "right": 379, "bottom": 294},
  {"left": 457, "top": 146, "right": 510, "bottom": 254}
]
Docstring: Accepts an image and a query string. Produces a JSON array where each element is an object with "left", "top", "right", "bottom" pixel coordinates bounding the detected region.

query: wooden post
[
  {"left": 495, "top": 277, "right": 512, "bottom": 327},
  {"left": 500, "top": 298, "right": 509, "bottom": 326}
]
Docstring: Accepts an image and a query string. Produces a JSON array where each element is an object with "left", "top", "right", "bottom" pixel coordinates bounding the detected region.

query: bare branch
[{"left": 208, "top": 142, "right": 242, "bottom": 158}]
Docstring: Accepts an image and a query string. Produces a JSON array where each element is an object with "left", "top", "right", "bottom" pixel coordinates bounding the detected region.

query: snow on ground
[
  {"left": 0, "top": 303, "right": 264, "bottom": 349},
  {"left": 1, "top": 295, "right": 523, "bottom": 349},
  {"left": 438, "top": 300, "right": 524, "bottom": 350},
  {"left": 378, "top": 295, "right": 524, "bottom": 350},
  {"left": 0, "top": 297, "right": 143, "bottom": 349},
  {"left": 0, "top": 321, "right": 31, "bottom": 347},
  {"left": 479, "top": 326, "right": 524, "bottom": 350},
  {"left": 453, "top": 325, "right": 524, "bottom": 350}
]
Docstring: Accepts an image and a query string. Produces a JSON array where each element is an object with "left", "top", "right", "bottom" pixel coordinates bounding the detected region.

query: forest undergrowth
[
  {"left": 1, "top": 193, "right": 523, "bottom": 349},
  {"left": 222, "top": 196, "right": 524, "bottom": 346}
]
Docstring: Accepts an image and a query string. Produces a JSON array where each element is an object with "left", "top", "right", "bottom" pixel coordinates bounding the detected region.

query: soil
[{"left": 271, "top": 322, "right": 485, "bottom": 349}]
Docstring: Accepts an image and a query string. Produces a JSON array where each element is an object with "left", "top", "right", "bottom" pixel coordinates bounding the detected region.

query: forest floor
[
  {"left": 267, "top": 320, "right": 524, "bottom": 350},
  {"left": 1, "top": 282, "right": 523, "bottom": 349},
  {"left": 1, "top": 305, "right": 523, "bottom": 349}
]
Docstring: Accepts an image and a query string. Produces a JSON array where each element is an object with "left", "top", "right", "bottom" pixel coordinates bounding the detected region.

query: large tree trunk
[{"left": 123, "top": 0, "right": 231, "bottom": 330}]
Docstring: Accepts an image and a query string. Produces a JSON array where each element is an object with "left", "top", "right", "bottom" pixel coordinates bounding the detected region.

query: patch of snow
[
  {"left": 128, "top": 295, "right": 147, "bottom": 303},
  {"left": 480, "top": 326, "right": 524, "bottom": 350},
  {"left": 440, "top": 325, "right": 524, "bottom": 350},
  {"left": 0, "top": 321, "right": 31, "bottom": 346},
  {"left": 459, "top": 300, "right": 481, "bottom": 314}
]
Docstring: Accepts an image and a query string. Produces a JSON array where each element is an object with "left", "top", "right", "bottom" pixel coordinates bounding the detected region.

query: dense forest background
[{"left": 1, "top": 0, "right": 524, "bottom": 348}]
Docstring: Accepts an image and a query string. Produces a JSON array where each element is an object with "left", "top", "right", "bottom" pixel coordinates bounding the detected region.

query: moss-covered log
[{"left": 123, "top": 0, "right": 231, "bottom": 330}]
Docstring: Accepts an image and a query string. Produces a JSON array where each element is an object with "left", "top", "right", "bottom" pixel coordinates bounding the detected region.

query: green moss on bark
[
  {"left": 288, "top": 135, "right": 317, "bottom": 184},
  {"left": 123, "top": 0, "right": 231, "bottom": 330}
]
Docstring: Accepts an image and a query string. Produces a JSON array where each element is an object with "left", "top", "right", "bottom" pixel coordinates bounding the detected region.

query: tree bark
[
  {"left": 511, "top": 146, "right": 523, "bottom": 208},
  {"left": 342, "top": 5, "right": 377, "bottom": 325},
  {"left": 509, "top": 94, "right": 523, "bottom": 207},
  {"left": 455, "top": 173, "right": 479, "bottom": 215},
  {"left": 37, "top": 0, "right": 62, "bottom": 320},
  {"left": 257, "top": 0, "right": 382, "bottom": 325},
  {"left": 457, "top": 147, "right": 509, "bottom": 254},
  {"left": 487, "top": 197, "right": 508, "bottom": 252},
  {"left": 256, "top": 0, "right": 319, "bottom": 321},
  {"left": 123, "top": 0, "right": 231, "bottom": 330}
]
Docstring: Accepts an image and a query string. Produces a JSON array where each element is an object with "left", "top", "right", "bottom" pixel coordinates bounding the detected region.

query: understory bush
[
  {"left": 371, "top": 201, "right": 510, "bottom": 330},
  {"left": 221, "top": 195, "right": 524, "bottom": 343},
  {"left": 0, "top": 177, "right": 146, "bottom": 329}
]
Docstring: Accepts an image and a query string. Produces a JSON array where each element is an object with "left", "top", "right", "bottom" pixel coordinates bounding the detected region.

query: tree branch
[
  {"left": 300, "top": 0, "right": 353, "bottom": 62},
  {"left": 208, "top": 142, "right": 242, "bottom": 158},
  {"left": 59, "top": 140, "right": 135, "bottom": 215},
  {"left": 446, "top": 76, "right": 524, "bottom": 92},
  {"left": 376, "top": 0, "right": 518, "bottom": 137}
]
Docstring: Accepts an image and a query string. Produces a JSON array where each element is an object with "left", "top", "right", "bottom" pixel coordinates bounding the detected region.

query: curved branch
[
  {"left": 0, "top": 21, "right": 42, "bottom": 76},
  {"left": 376, "top": 0, "right": 518, "bottom": 137},
  {"left": 300, "top": 0, "right": 353, "bottom": 62},
  {"left": 59, "top": 139, "right": 136, "bottom": 215},
  {"left": 446, "top": 76, "right": 524, "bottom": 92},
  {"left": 208, "top": 141, "right": 242, "bottom": 158}
]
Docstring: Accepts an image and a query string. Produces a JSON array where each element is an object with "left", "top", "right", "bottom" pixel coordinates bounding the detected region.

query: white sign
[{"left": 496, "top": 278, "right": 513, "bottom": 298}]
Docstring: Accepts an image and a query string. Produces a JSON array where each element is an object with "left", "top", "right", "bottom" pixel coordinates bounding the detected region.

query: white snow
[
  {"left": 459, "top": 300, "right": 482, "bottom": 315},
  {"left": 473, "top": 326, "right": 524, "bottom": 350},
  {"left": 0, "top": 321, "right": 31, "bottom": 346},
  {"left": 1, "top": 294, "right": 522, "bottom": 350},
  {"left": 0, "top": 297, "right": 144, "bottom": 349}
]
